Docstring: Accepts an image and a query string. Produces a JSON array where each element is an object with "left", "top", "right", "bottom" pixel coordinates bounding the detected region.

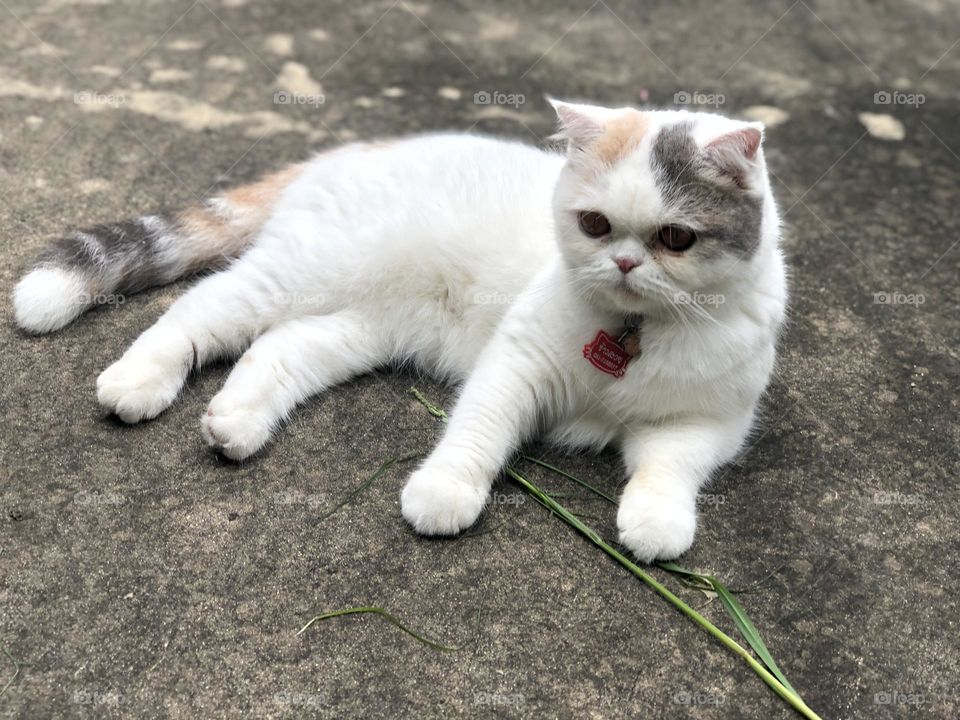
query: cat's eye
[
  {"left": 654, "top": 225, "right": 698, "bottom": 252},
  {"left": 578, "top": 211, "right": 611, "bottom": 238}
]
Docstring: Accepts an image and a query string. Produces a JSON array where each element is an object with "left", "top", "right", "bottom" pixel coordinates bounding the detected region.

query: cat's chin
[{"left": 599, "top": 285, "right": 655, "bottom": 316}]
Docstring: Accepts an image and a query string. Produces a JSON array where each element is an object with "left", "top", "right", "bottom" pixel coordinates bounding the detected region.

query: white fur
[
  {"left": 53, "top": 107, "right": 786, "bottom": 561},
  {"left": 13, "top": 267, "right": 91, "bottom": 334}
]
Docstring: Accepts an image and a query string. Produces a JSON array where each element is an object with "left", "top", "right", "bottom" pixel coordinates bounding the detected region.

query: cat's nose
[{"left": 615, "top": 257, "right": 640, "bottom": 274}]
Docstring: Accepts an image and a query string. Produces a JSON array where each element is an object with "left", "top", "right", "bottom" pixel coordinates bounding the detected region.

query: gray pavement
[{"left": 0, "top": 1, "right": 958, "bottom": 718}]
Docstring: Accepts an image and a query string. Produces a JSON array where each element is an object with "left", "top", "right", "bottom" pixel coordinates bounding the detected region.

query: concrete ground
[{"left": 1, "top": 0, "right": 957, "bottom": 718}]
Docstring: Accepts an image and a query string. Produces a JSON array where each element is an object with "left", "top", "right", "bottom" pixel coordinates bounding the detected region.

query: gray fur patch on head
[{"left": 650, "top": 122, "right": 763, "bottom": 258}]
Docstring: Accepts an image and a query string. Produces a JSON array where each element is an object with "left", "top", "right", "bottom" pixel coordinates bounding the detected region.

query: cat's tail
[{"left": 12, "top": 163, "right": 304, "bottom": 334}]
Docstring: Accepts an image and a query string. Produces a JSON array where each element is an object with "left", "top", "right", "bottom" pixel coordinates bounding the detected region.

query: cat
[{"left": 12, "top": 100, "right": 787, "bottom": 562}]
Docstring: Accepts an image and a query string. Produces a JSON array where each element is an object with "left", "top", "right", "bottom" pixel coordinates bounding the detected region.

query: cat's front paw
[
  {"left": 96, "top": 358, "right": 185, "bottom": 424},
  {"left": 201, "top": 396, "right": 274, "bottom": 461},
  {"left": 400, "top": 467, "right": 487, "bottom": 535},
  {"left": 617, "top": 488, "right": 697, "bottom": 562}
]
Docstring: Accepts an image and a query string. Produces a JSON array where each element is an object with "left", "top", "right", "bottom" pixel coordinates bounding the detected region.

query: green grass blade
[
  {"left": 316, "top": 451, "right": 421, "bottom": 522},
  {"left": 520, "top": 456, "right": 618, "bottom": 504},
  {"left": 657, "top": 562, "right": 798, "bottom": 695},
  {"left": 506, "top": 468, "right": 820, "bottom": 719},
  {"left": 409, "top": 387, "right": 448, "bottom": 420},
  {"left": 0, "top": 645, "right": 28, "bottom": 698},
  {"left": 713, "top": 581, "right": 799, "bottom": 696},
  {"left": 297, "top": 606, "right": 459, "bottom": 652},
  {"left": 514, "top": 452, "right": 802, "bottom": 696}
]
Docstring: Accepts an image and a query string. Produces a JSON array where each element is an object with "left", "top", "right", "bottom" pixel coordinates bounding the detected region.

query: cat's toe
[
  {"left": 96, "top": 360, "right": 182, "bottom": 423},
  {"left": 201, "top": 402, "right": 273, "bottom": 461},
  {"left": 400, "top": 467, "right": 487, "bottom": 535},
  {"left": 617, "top": 489, "right": 697, "bottom": 563}
]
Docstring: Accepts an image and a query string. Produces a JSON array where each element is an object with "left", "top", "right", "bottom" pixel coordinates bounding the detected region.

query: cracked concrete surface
[{"left": 1, "top": 0, "right": 958, "bottom": 718}]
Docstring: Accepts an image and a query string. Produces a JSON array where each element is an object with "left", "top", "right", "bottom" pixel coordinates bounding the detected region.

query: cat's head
[{"left": 550, "top": 100, "right": 778, "bottom": 318}]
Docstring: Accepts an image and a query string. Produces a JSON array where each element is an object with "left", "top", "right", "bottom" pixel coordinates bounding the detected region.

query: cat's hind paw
[
  {"left": 400, "top": 467, "right": 487, "bottom": 535},
  {"left": 617, "top": 488, "right": 697, "bottom": 563}
]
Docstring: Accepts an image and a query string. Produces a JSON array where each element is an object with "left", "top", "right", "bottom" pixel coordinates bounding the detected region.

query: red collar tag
[{"left": 583, "top": 329, "right": 635, "bottom": 378}]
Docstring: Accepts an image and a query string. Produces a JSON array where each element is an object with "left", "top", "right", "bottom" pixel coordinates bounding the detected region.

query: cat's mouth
[
  {"left": 609, "top": 278, "right": 683, "bottom": 318},
  {"left": 615, "top": 278, "right": 644, "bottom": 300},
  {"left": 604, "top": 280, "right": 651, "bottom": 314}
]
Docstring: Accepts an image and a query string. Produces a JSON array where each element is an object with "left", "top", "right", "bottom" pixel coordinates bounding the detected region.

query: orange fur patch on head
[{"left": 590, "top": 110, "right": 649, "bottom": 165}]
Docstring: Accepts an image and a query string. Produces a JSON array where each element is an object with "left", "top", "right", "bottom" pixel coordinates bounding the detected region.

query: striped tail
[{"left": 12, "top": 163, "right": 303, "bottom": 333}]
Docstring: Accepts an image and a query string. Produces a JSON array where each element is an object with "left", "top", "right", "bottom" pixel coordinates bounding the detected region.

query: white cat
[{"left": 13, "top": 100, "right": 787, "bottom": 561}]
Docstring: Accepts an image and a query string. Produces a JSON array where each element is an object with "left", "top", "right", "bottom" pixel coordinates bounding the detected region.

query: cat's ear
[
  {"left": 548, "top": 98, "right": 608, "bottom": 148},
  {"left": 703, "top": 123, "right": 764, "bottom": 188},
  {"left": 548, "top": 98, "right": 649, "bottom": 168}
]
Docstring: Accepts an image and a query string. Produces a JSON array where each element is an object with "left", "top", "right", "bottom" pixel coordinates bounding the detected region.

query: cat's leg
[
  {"left": 96, "top": 265, "right": 275, "bottom": 423},
  {"left": 616, "top": 411, "right": 754, "bottom": 562},
  {"left": 400, "top": 345, "right": 550, "bottom": 535},
  {"left": 201, "top": 312, "right": 384, "bottom": 460}
]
